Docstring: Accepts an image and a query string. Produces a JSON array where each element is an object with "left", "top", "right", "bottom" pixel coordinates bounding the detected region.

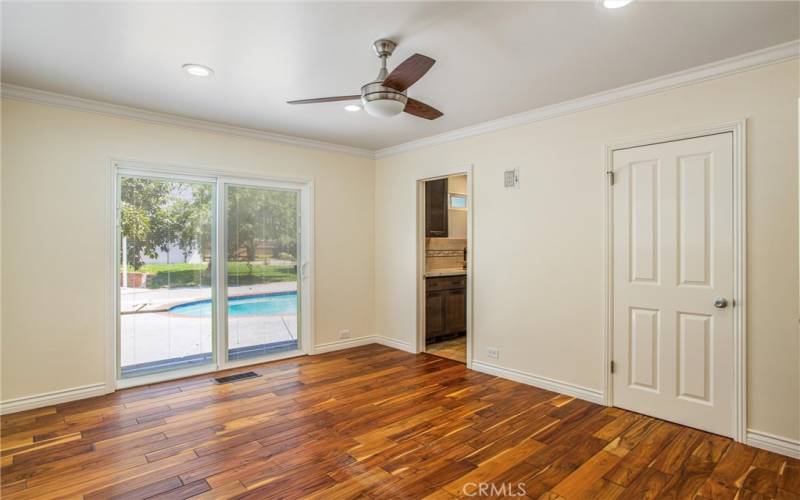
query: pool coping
[{"left": 121, "top": 289, "right": 298, "bottom": 315}]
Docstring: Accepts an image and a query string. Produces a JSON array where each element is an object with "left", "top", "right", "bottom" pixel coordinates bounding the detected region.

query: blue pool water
[{"left": 169, "top": 292, "right": 297, "bottom": 317}]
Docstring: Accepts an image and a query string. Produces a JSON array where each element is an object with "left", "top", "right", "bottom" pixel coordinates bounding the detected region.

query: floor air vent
[{"left": 214, "top": 371, "right": 261, "bottom": 384}]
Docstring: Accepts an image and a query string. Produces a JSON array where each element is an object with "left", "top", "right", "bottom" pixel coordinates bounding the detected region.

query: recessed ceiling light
[
  {"left": 182, "top": 63, "right": 214, "bottom": 77},
  {"left": 344, "top": 104, "right": 361, "bottom": 112},
  {"left": 601, "top": 0, "right": 634, "bottom": 8}
]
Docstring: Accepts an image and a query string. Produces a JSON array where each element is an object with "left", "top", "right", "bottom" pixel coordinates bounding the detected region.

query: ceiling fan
[{"left": 287, "top": 39, "right": 443, "bottom": 120}]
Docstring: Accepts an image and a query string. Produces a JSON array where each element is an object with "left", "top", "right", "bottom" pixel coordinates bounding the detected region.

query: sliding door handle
[{"left": 301, "top": 262, "right": 309, "bottom": 280}]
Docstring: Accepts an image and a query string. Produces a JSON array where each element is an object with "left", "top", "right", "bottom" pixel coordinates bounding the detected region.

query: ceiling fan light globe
[
  {"left": 601, "top": 0, "right": 634, "bottom": 8},
  {"left": 363, "top": 98, "right": 405, "bottom": 118}
]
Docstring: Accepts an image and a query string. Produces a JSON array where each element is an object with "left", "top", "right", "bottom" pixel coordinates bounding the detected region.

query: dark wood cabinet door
[
  {"left": 426, "top": 290, "right": 446, "bottom": 339},
  {"left": 444, "top": 288, "right": 467, "bottom": 334},
  {"left": 425, "top": 178, "right": 448, "bottom": 238}
]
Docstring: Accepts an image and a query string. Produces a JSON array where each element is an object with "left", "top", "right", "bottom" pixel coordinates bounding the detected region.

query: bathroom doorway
[{"left": 417, "top": 171, "right": 471, "bottom": 365}]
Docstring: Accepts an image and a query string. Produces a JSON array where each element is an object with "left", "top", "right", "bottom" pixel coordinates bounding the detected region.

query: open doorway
[{"left": 418, "top": 173, "right": 470, "bottom": 364}]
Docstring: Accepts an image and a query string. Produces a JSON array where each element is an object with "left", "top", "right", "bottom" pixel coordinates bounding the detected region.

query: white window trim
[
  {"left": 448, "top": 192, "right": 468, "bottom": 211},
  {"left": 107, "top": 159, "right": 314, "bottom": 390}
]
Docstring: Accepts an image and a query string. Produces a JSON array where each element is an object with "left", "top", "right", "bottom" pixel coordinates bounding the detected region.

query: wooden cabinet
[
  {"left": 425, "top": 178, "right": 448, "bottom": 238},
  {"left": 425, "top": 275, "right": 466, "bottom": 342},
  {"left": 444, "top": 288, "right": 467, "bottom": 334},
  {"left": 425, "top": 290, "right": 446, "bottom": 338}
]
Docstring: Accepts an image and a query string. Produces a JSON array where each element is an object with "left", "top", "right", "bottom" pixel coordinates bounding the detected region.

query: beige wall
[
  {"left": 447, "top": 175, "right": 468, "bottom": 239},
  {"left": 375, "top": 60, "right": 800, "bottom": 441},
  {"left": 448, "top": 175, "right": 467, "bottom": 194},
  {"left": 2, "top": 59, "right": 798, "bottom": 443},
  {"left": 1, "top": 99, "right": 375, "bottom": 401}
]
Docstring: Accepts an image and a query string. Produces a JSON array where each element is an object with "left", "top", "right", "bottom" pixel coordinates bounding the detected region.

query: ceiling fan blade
[
  {"left": 286, "top": 95, "right": 361, "bottom": 105},
  {"left": 404, "top": 98, "right": 443, "bottom": 120},
  {"left": 382, "top": 54, "right": 435, "bottom": 92}
]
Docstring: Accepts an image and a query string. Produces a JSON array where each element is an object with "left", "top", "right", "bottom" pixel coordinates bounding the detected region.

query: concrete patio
[{"left": 120, "top": 282, "right": 298, "bottom": 371}]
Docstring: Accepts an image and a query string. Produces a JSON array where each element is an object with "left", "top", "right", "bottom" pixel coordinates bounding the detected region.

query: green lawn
[{"left": 134, "top": 262, "right": 296, "bottom": 288}]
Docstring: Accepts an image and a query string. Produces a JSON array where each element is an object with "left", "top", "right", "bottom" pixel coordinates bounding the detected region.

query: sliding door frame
[
  {"left": 108, "top": 160, "right": 314, "bottom": 390},
  {"left": 112, "top": 166, "right": 219, "bottom": 388},
  {"left": 218, "top": 177, "right": 310, "bottom": 371}
]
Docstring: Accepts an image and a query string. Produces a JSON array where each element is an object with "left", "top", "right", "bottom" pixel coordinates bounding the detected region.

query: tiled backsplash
[{"left": 426, "top": 238, "right": 467, "bottom": 271}]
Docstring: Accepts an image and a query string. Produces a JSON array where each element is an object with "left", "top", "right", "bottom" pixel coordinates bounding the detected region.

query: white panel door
[{"left": 612, "top": 133, "right": 733, "bottom": 437}]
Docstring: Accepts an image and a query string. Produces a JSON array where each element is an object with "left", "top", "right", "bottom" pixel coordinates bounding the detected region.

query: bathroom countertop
[{"left": 424, "top": 269, "right": 467, "bottom": 278}]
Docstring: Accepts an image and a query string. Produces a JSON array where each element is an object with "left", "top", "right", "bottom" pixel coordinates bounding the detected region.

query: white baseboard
[
  {"left": 313, "top": 336, "right": 379, "bottom": 354},
  {"left": 0, "top": 383, "right": 109, "bottom": 415},
  {"left": 314, "top": 335, "right": 416, "bottom": 354},
  {"left": 471, "top": 360, "right": 605, "bottom": 405},
  {"left": 374, "top": 336, "right": 417, "bottom": 354},
  {"left": 746, "top": 429, "right": 800, "bottom": 459},
  {"left": 3, "top": 339, "right": 412, "bottom": 415}
]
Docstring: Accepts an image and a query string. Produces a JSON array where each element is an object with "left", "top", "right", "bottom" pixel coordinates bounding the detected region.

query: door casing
[
  {"left": 603, "top": 120, "right": 747, "bottom": 442},
  {"left": 416, "top": 165, "right": 474, "bottom": 368}
]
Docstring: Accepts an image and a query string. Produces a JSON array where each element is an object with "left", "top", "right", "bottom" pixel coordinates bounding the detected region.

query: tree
[
  {"left": 121, "top": 177, "right": 171, "bottom": 270},
  {"left": 121, "top": 178, "right": 297, "bottom": 274},
  {"left": 121, "top": 178, "right": 212, "bottom": 270},
  {"left": 227, "top": 187, "right": 297, "bottom": 264},
  {"left": 169, "top": 184, "right": 213, "bottom": 263}
]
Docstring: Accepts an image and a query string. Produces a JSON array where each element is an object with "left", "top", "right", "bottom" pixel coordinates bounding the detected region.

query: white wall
[
  {"left": 375, "top": 60, "right": 800, "bottom": 441},
  {"left": 1, "top": 99, "right": 375, "bottom": 402}
]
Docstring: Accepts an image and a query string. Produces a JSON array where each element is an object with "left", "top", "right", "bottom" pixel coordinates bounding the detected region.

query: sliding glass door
[
  {"left": 225, "top": 185, "right": 300, "bottom": 361},
  {"left": 116, "top": 167, "right": 308, "bottom": 384},
  {"left": 118, "top": 175, "right": 215, "bottom": 378}
]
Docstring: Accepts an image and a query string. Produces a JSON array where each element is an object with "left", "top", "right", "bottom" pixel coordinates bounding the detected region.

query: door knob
[{"left": 713, "top": 297, "right": 728, "bottom": 309}]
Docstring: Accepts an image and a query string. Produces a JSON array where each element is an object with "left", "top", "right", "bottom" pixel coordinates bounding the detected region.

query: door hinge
[
  {"left": 610, "top": 361, "right": 616, "bottom": 374},
  {"left": 607, "top": 171, "right": 615, "bottom": 186}
]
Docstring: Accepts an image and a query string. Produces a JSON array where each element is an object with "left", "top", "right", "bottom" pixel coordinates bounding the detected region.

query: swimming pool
[{"left": 169, "top": 292, "right": 297, "bottom": 317}]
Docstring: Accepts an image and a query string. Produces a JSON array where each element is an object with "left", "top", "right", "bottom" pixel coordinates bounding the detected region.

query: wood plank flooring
[{"left": 2, "top": 344, "right": 798, "bottom": 499}]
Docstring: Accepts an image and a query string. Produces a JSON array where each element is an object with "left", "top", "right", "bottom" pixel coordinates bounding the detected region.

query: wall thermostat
[{"left": 504, "top": 168, "right": 519, "bottom": 189}]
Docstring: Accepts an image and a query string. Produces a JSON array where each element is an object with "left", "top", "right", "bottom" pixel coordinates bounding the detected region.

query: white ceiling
[{"left": 2, "top": 2, "right": 798, "bottom": 151}]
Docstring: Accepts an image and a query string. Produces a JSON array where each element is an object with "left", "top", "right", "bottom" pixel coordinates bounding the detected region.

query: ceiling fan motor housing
[{"left": 361, "top": 39, "right": 407, "bottom": 117}]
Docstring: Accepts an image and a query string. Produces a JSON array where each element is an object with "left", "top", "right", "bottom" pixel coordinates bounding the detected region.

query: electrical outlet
[
  {"left": 338, "top": 329, "right": 351, "bottom": 339},
  {"left": 487, "top": 347, "right": 500, "bottom": 359}
]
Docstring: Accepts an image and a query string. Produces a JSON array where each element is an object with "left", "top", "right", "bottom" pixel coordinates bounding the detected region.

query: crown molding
[
  {"left": 375, "top": 39, "right": 800, "bottom": 159},
  {"left": 3, "top": 40, "right": 797, "bottom": 161},
  {"left": 0, "top": 84, "right": 374, "bottom": 159}
]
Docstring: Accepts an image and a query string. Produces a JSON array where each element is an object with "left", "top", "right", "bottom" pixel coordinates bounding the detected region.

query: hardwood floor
[{"left": 2, "top": 344, "right": 797, "bottom": 499}]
